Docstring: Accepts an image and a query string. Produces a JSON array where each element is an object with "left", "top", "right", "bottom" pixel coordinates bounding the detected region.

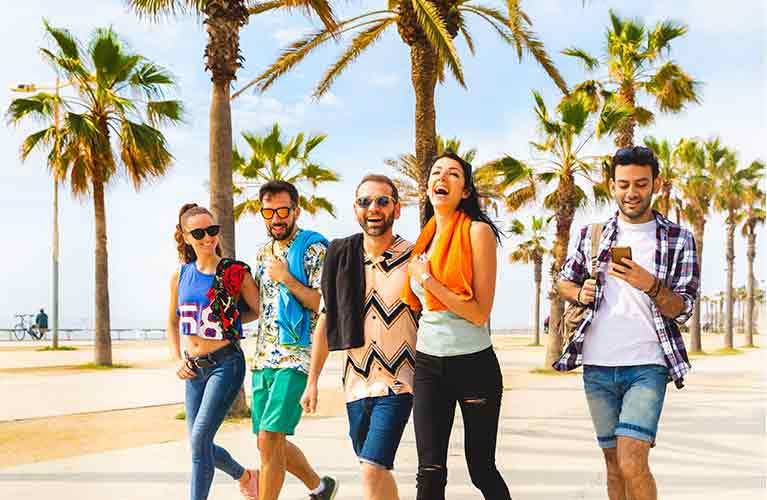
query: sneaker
[
  {"left": 309, "top": 476, "right": 339, "bottom": 500},
  {"left": 239, "top": 468, "right": 259, "bottom": 500}
]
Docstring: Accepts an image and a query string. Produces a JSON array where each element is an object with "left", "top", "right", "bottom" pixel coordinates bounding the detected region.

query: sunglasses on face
[
  {"left": 356, "top": 195, "right": 396, "bottom": 209},
  {"left": 187, "top": 225, "right": 220, "bottom": 240},
  {"left": 260, "top": 206, "right": 293, "bottom": 220}
]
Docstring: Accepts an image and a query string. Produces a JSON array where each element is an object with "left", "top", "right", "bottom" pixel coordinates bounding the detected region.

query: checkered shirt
[{"left": 554, "top": 211, "right": 700, "bottom": 389}]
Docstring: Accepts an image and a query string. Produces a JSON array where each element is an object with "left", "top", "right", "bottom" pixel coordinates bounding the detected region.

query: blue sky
[{"left": 1, "top": 0, "right": 764, "bottom": 330}]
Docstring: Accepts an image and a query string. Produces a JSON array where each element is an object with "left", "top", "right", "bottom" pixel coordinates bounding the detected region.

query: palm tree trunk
[
  {"left": 745, "top": 232, "right": 755, "bottom": 346},
  {"left": 689, "top": 221, "right": 704, "bottom": 352},
  {"left": 546, "top": 182, "right": 577, "bottom": 367},
  {"left": 210, "top": 80, "right": 235, "bottom": 258},
  {"left": 410, "top": 41, "right": 438, "bottom": 228},
  {"left": 93, "top": 176, "right": 112, "bottom": 366},
  {"left": 615, "top": 83, "right": 637, "bottom": 148},
  {"left": 533, "top": 256, "right": 542, "bottom": 346},
  {"left": 724, "top": 216, "right": 735, "bottom": 348}
]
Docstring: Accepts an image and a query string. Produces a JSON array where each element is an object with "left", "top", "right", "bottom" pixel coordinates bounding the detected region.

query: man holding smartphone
[{"left": 555, "top": 146, "right": 700, "bottom": 500}]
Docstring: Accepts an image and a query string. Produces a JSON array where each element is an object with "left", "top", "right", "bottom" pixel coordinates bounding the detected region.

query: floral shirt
[{"left": 251, "top": 229, "right": 326, "bottom": 374}]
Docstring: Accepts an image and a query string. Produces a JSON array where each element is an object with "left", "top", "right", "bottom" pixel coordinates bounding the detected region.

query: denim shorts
[
  {"left": 346, "top": 390, "right": 413, "bottom": 470},
  {"left": 583, "top": 364, "right": 669, "bottom": 448}
]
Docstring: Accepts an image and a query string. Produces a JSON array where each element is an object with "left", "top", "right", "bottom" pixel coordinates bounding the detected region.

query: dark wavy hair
[
  {"left": 175, "top": 203, "right": 222, "bottom": 263},
  {"left": 424, "top": 151, "right": 503, "bottom": 245}
]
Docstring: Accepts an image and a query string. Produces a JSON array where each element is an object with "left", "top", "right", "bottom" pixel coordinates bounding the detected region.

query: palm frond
[
  {"left": 412, "top": 0, "right": 465, "bottom": 86},
  {"left": 562, "top": 47, "right": 599, "bottom": 70}
]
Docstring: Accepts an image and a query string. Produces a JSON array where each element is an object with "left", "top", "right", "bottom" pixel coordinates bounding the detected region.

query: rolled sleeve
[
  {"left": 670, "top": 230, "right": 700, "bottom": 324},
  {"left": 559, "top": 225, "right": 590, "bottom": 285}
]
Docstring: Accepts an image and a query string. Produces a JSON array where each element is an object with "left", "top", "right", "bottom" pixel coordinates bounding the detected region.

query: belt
[{"left": 185, "top": 342, "right": 241, "bottom": 369}]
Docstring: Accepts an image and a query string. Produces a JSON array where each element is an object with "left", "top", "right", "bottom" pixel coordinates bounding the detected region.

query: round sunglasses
[
  {"left": 260, "top": 206, "right": 294, "bottom": 220},
  {"left": 186, "top": 225, "right": 220, "bottom": 240},
  {"left": 356, "top": 195, "right": 396, "bottom": 209}
]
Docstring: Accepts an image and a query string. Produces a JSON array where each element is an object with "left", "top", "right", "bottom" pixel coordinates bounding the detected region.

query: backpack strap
[{"left": 590, "top": 223, "right": 604, "bottom": 279}]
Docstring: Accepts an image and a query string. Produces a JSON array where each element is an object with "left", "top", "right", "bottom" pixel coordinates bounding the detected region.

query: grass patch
[
  {"left": 709, "top": 347, "right": 744, "bottom": 356},
  {"left": 529, "top": 368, "right": 578, "bottom": 376},
  {"left": 76, "top": 363, "right": 132, "bottom": 370},
  {"left": 740, "top": 344, "right": 760, "bottom": 349},
  {"left": 687, "top": 351, "right": 707, "bottom": 356},
  {"left": 526, "top": 343, "right": 544, "bottom": 347},
  {"left": 175, "top": 410, "right": 186, "bottom": 420},
  {"left": 36, "top": 346, "right": 78, "bottom": 352}
]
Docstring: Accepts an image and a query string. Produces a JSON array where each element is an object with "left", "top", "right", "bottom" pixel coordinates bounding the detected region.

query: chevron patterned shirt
[{"left": 343, "top": 236, "right": 418, "bottom": 403}]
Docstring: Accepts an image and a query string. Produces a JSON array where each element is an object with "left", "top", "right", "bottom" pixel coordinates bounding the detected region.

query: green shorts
[{"left": 251, "top": 368, "right": 307, "bottom": 435}]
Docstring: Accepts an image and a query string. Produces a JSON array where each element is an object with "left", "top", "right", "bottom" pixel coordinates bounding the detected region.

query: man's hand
[
  {"left": 578, "top": 278, "right": 597, "bottom": 305},
  {"left": 300, "top": 382, "right": 319, "bottom": 414},
  {"left": 609, "top": 259, "right": 656, "bottom": 292},
  {"left": 175, "top": 359, "right": 196, "bottom": 380},
  {"left": 265, "top": 256, "right": 291, "bottom": 284}
]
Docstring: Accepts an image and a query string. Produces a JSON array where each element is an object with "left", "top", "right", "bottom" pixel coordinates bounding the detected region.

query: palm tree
[
  {"left": 674, "top": 138, "right": 720, "bottom": 353},
  {"left": 643, "top": 136, "right": 678, "bottom": 217},
  {"left": 7, "top": 23, "right": 182, "bottom": 365},
  {"left": 509, "top": 216, "right": 550, "bottom": 346},
  {"left": 240, "top": 0, "right": 568, "bottom": 226},
  {"left": 713, "top": 153, "right": 764, "bottom": 349},
  {"left": 127, "top": 0, "right": 337, "bottom": 256},
  {"left": 482, "top": 91, "right": 627, "bottom": 367},
  {"left": 387, "top": 134, "right": 501, "bottom": 214},
  {"left": 564, "top": 10, "right": 700, "bottom": 148},
  {"left": 232, "top": 123, "right": 339, "bottom": 219},
  {"left": 740, "top": 181, "right": 765, "bottom": 346}
]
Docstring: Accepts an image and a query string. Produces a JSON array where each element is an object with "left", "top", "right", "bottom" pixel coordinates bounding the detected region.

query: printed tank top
[{"left": 176, "top": 262, "right": 244, "bottom": 340}]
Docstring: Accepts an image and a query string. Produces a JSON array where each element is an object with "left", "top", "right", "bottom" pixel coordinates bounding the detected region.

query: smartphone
[{"left": 610, "top": 246, "right": 632, "bottom": 265}]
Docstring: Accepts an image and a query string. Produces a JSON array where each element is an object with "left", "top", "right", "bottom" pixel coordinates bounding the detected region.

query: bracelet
[
  {"left": 645, "top": 277, "right": 662, "bottom": 299},
  {"left": 576, "top": 287, "right": 585, "bottom": 305}
]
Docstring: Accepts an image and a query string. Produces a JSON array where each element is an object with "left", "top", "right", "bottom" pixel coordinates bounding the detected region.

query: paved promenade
[{"left": 0, "top": 336, "right": 764, "bottom": 499}]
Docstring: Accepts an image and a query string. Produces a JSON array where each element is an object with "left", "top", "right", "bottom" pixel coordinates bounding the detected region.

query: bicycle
[{"left": 13, "top": 314, "right": 45, "bottom": 341}]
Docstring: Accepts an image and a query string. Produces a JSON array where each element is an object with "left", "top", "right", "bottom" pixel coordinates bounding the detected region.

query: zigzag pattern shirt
[
  {"left": 343, "top": 236, "right": 418, "bottom": 402},
  {"left": 554, "top": 211, "right": 700, "bottom": 388}
]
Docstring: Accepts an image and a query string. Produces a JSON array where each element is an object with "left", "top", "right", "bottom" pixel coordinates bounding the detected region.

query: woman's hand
[
  {"left": 408, "top": 253, "right": 431, "bottom": 284},
  {"left": 175, "top": 358, "right": 197, "bottom": 380}
]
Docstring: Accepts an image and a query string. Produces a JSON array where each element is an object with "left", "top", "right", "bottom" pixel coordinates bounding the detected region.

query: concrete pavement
[{"left": 0, "top": 337, "right": 764, "bottom": 499}]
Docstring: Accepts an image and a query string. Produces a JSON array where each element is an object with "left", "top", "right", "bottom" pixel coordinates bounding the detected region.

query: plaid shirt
[{"left": 554, "top": 211, "right": 700, "bottom": 389}]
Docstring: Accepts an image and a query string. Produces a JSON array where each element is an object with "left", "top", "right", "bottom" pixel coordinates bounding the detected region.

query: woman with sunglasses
[
  {"left": 402, "top": 152, "right": 510, "bottom": 500},
  {"left": 168, "top": 203, "right": 261, "bottom": 500}
]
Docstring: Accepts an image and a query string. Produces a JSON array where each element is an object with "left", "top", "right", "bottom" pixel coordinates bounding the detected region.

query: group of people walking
[{"left": 168, "top": 146, "right": 700, "bottom": 500}]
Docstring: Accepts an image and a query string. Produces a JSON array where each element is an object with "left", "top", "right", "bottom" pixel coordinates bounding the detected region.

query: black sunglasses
[
  {"left": 187, "top": 225, "right": 220, "bottom": 240},
  {"left": 356, "top": 195, "right": 397, "bottom": 209},
  {"left": 260, "top": 206, "right": 293, "bottom": 220}
]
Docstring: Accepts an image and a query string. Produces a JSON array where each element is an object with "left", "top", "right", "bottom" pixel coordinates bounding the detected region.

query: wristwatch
[{"left": 420, "top": 272, "right": 432, "bottom": 285}]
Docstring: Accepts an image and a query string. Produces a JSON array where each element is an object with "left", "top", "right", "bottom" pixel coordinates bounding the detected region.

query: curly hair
[{"left": 174, "top": 203, "right": 222, "bottom": 263}]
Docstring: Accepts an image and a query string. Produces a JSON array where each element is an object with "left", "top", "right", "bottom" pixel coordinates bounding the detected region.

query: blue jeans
[
  {"left": 185, "top": 348, "right": 246, "bottom": 500},
  {"left": 583, "top": 364, "right": 669, "bottom": 449},
  {"left": 346, "top": 389, "right": 413, "bottom": 470}
]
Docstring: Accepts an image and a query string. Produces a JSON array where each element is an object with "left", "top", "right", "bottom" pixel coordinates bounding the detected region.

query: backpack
[{"left": 558, "top": 223, "right": 604, "bottom": 350}]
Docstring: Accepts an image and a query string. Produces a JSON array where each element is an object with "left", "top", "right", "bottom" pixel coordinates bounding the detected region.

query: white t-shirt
[{"left": 582, "top": 218, "right": 665, "bottom": 366}]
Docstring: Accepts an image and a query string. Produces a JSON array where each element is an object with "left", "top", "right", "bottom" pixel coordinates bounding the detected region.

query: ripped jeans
[{"left": 413, "top": 347, "right": 511, "bottom": 500}]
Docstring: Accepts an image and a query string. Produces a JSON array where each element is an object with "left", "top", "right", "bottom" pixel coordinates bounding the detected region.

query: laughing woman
[
  {"left": 403, "top": 152, "right": 510, "bottom": 500},
  {"left": 168, "top": 203, "right": 260, "bottom": 500}
]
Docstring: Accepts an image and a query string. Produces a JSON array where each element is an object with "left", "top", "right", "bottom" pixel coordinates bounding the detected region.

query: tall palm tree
[
  {"left": 482, "top": 91, "right": 627, "bottom": 366},
  {"left": 509, "top": 216, "right": 550, "bottom": 346},
  {"left": 741, "top": 181, "right": 765, "bottom": 346},
  {"left": 643, "top": 135, "right": 678, "bottom": 217},
  {"left": 7, "top": 23, "right": 182, "bottom": 365},
  {"left": 240, "top": 0, "right": 568, "bottom": 226},
  {"left": 233, "top": 123, "right": 339, "bottom": 219},
  {"left": 674, "top": 138, "right": 720, "bottom": 352},
  {"left": 564, "top": 10, "right": 700, "bottom": 148},
  {"left": 127, "top": 0, "right": 337, "bottom": 256},
  {"left": 387, "top": 134, "right": 501, "bottom": 214},
  {"left": 713, "top": 153, "right": 764, "bottom": 349}
]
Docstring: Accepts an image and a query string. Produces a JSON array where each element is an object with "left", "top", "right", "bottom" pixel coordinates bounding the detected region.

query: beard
[
  {"left": 617, "top": 195, "right": 654, "bottom": 221},
  {"left": 268, "top": 219, "right": 296, "bottom": 241},
  {"left": 357, "top": 212, "right": 395, "bottom": 237}
]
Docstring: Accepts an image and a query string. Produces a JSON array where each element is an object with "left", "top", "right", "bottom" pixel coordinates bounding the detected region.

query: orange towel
[{"left": 402, "top": 210, "right": 474, "bottom": 312}]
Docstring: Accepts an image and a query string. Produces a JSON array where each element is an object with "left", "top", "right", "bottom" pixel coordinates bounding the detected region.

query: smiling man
[
  {"left": 301, "top": 174, "right": 417, "bottom": 500},
  {"left": 248, "top": 180, "right": 338, "bottom": 500},
  {"left": 555, "top": 146, "right": 700, "bottom": 500}
]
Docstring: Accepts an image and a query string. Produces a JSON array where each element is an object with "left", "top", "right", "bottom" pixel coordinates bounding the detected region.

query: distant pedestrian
[{"left": 35, "top": 308, "right": 48, "bottom": 336}]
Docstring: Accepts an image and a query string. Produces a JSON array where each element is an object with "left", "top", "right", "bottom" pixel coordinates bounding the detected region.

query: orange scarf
[{"left": 402, "top": 210, "right": 474, "bottom": 312}]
